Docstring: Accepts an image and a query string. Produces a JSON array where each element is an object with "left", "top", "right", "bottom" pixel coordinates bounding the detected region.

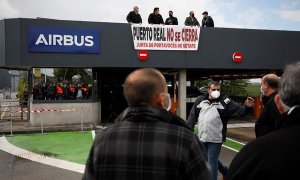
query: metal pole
[
  {"left": 40, "top": 109, "right": 44, "bottom": 134},
  {"left": 10, "top": 112, "right": 13, "bottom": 136},
  {"left": 81, "top": 105, "right": 83, "bottom": 132}
]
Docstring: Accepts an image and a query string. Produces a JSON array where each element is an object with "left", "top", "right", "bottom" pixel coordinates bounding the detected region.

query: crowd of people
[
  {"left": 32, "top": 82, "right": 92, "bottom": 101},
  {"left": 82, "top": 61, "right": 300, "bottom": 180},
  {"left": 126, "top": 6, "right": 214, "bottom": 27}
]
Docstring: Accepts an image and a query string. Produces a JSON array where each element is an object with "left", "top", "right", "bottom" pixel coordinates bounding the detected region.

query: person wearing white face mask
[
  {"left": 83, "top": 68, "right": 211, "bottom": 180},
  {"left": 227, "top": 62, "right": 300, "bottom": 180},
  {"left": 255, "top": 74, "right": 282, "bottom": 137},
  {"left": 187, "top": 81, "right": 255, "bottom": 180}
]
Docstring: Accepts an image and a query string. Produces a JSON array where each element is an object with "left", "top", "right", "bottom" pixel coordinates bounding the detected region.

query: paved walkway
[
  {"left": 0, "top": 149, "right": 82, "bottom": 180},
  {"left": 0, "top": 136, "right": 85, "bottom": 173},
  {"left": 0, "top": 128, "right": 245, "bottom": 180},
  {"left": 228, "top": 122, "right": 254, "bottom": 128}
]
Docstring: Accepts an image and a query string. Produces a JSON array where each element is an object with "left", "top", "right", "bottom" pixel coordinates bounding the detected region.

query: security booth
[{"left": 0, "top": 18, "right": 300, "bottom": 127}]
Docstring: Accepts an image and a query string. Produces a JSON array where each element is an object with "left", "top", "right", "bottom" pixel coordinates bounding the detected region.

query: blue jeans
[{"left": 202, "top": 142, "right": 227, "bottom": 180}]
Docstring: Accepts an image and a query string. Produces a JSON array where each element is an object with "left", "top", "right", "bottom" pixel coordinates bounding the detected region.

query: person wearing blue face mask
[
  {"left": 187, "top": 81, "right": 255, "bottom": 180},
  {"left": 255, "top": 74, "right": 282, "bottom": 137},
  {"left": 83, "top": 68, "right": 211, "bottom": 180}
]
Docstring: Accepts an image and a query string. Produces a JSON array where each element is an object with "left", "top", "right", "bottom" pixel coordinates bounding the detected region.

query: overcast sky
[{"left": 1, "top": 0, "right": 300, "bottom": 31}]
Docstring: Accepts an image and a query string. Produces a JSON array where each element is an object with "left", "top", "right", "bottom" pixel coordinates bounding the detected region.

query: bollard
[{"left": 40, "top": 107, "right": 45, "bottom": 135}]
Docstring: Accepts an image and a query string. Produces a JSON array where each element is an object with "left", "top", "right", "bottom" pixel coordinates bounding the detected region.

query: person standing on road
[
  {"left": 165, "top": 10, "right": 178, "bottom": 25},
  {"left": 255, "top": 74, "right": 282, "bottom": 137},
  {"left": 126, "top": 6, "right": 142, "bottom": 24},
  {"left": 148, "top": 7, "right": 164, "bottom": 24},
  {"left": 184, "top": 11, "right": 200, "bottom": 26},
  {"left": 201, "top": 11, "right": 214, "bottom": 27},
  {"left": 227, "top": 62, "right": 300, "bottom": 180},
  {"left": 187, "top": 81, "right": 255, "bottom": 180},
  {"left": 83, "top": 68, "right": 211, "bottom": 180}
]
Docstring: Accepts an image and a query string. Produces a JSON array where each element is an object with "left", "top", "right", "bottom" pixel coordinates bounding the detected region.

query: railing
[
  {"left": 0, "top": 100, "right": 30, "bottom": 121},
  {"left": 0, "top": 99, "right": 30, "bottom": 135}
]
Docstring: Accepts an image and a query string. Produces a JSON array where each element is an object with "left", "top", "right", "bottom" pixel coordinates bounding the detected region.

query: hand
[{"left": 245, "top": 97, "right": 255, "bottom": 107}]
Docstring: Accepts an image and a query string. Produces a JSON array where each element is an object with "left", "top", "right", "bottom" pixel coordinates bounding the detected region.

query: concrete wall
[{"left": 30, "top": 102, "right": 101, "bottom": 126}]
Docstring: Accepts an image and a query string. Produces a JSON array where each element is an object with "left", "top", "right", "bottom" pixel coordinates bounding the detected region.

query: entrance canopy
[{"left": 0, "top": 18, "right": 299, "bottom": 71}]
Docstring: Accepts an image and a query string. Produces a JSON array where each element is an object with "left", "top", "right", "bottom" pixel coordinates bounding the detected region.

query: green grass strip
[
  {"left": 6, "top": 131, "right": 93, "bottom": 165},
  {"left": 223, "top": 138, "right": 244, "bottom": 151},
  {"left": 194, "top": 127, "right": 244, "bottom": 151}
]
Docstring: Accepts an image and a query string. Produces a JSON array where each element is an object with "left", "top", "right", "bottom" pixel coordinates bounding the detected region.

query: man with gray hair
[
  {"left": 126, "top": 6, "right": 142, "bottom": 24},
  {"left": 227, "top": 62, "right": 300, "bottom": 180},
  {"left": 83, "top": 68, "right": 211, "bottom": 180}
]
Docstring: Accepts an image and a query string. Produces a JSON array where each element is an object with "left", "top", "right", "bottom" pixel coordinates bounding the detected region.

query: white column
[{"left": 178, "top": 69, "right": 187, "bottom": 120}]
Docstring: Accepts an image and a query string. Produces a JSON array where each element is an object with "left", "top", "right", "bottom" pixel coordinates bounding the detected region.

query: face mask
[
  {"left": 163, "top": 93, "right": 171, "bottom": 111},
  {"left": 210, "top": 90, "right": 220, "bottom": 99}
]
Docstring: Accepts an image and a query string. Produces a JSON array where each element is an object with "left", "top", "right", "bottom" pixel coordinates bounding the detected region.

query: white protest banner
[{"left": 131, "top": 24, "right": 200, "bottom": 51}]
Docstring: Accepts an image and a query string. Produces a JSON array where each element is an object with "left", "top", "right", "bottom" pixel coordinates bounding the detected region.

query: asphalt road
[
  {"left": 0, "top": 127, "right": 243, "bottom": 180},
  {"left": 0, "top": 150, "right": 82, "bottom": 180}
]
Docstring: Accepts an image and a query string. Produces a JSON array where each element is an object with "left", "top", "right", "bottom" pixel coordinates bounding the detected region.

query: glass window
[{"left": 32, "top": 68, "right": 93, "bottom": 101}]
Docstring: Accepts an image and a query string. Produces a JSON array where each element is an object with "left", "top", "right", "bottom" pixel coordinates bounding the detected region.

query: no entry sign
[
  {"left": 138, "top": 50, "right": 149, "bottom": 61},
  {"left": 232, "top": 52, "right": 243, "bottom": 63}
]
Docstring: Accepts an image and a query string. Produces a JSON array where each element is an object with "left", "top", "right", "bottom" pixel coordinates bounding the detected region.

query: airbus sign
[{"left": 28, "top": 27, "right": 100, "bottom": 53}]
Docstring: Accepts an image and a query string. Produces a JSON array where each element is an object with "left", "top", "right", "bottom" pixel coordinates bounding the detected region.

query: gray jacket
[{"left": 187, "top": 94, "right": 251, "bottom": 142}]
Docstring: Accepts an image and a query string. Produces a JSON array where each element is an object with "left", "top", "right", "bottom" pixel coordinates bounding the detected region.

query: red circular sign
[
  {"left": 138, "top": 50, "right": 149, "bottom": 61},
  {"left": 232, "top": 52, "right": 243, "bottom": 63}
]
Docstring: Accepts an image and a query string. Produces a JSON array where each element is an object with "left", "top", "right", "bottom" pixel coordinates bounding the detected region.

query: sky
[{"left": 1, "top": 0, "right": 300, "bottom": 31}]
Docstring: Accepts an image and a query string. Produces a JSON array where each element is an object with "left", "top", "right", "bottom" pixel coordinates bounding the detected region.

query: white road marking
[{"left": 92, "top": 130, "right": 95, "bottom": 140}]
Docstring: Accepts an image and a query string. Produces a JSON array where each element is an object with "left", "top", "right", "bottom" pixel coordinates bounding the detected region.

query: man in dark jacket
[
  {"left": 126, "top": 6, "right": 142, "bottom": 24},
  {"left": 148, "top": 7, "right": 164, "bottom": 24},
  {"left": 185, "top": 11, "right": 200, "bottom": 26},
  {"left": 187, "top": 81, "right": 254, "bottom": 180},
  {"left": 227, "top": 62, "right": 300, "bottom": 180},
  {"left": 165, "top": 10, "right": 178, "bottom": 25},
  {"left": 83, "top": 68, "right": 211, "bottom": 180},
  {"left": 255, "top": 73, "right": 282, "bottom": 137},
  {"left": 201, "top": 11, "right": 214, "bottom": 27}
]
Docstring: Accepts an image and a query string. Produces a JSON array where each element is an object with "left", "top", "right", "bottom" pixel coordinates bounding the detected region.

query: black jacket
[
  {"left": 201, "top": 16, "right": 214, "bottom": 27},
  {"left": 148, "top": 13, "right": 164, "bottom": 24},
  {"left": 165, "top": 16, "right": 178, "bottom": 25},
  {"left": 255, "top": 92, "right": 282, "bottom": 137},
  {"left": 83, "top": 106, "right": 211, "bottom": 180},
  {"left": 126, "top": 11, "right": 142, "bottom": 24},
  {"left": 187, "top": 94, "right": 252, "bottom": 142},
  {"left": 227, "top": 107, "right": 300, "bottom": 180}
]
